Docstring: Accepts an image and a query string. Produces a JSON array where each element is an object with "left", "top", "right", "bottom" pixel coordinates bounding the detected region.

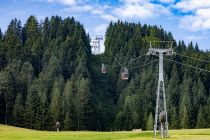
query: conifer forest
[{"left": 0, "top": 16, "right": 210, "bottom": 131}]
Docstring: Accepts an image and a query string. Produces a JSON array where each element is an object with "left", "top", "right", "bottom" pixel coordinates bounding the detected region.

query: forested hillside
[
  {"left": 0, "top": 16, "right": 96, "bottom": 130},
  {"left": 103, "top": 21, "right": 210, "bottom": 130},
  {"left": 0, "top": 16, "right": 210, "bottom": 131}
]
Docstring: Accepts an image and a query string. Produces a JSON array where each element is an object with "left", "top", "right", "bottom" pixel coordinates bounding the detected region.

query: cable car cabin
[
  {"left": 121, "top": 68, "right": 129, "bottom": 80},
  {"left": 101, "top": 63, "right": 107, "bottom": 74}
]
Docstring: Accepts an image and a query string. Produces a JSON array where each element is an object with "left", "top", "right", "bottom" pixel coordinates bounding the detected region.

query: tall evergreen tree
[
  {"left": 170, "top": 107, "right": 180, "bottom": 129},
  {"left": 63, "top": 80, "right": 75, "bottom": 130},
  {"left": 146, "top": 112, "right": 153, "bottom": 130},
  {"left": 196, "top": 105, "right": 205, "bottom": 128},
  {"left": 50, "top": 76, "right": 64, "bottom": 129},
  {"left": 12, "top": 93, "right": 24, "bottom": 127},
  {"left": 76, "top": 78, "right": 95, "bottom": 130}
]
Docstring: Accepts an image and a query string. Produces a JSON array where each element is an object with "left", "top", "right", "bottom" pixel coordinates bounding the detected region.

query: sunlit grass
[{"left": 0, "top": 125, "right": 210, "bottom": 140}]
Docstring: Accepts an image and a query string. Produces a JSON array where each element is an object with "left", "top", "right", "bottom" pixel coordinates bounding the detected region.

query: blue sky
[{"left": 0, "top": 0, "right": 210, "bottom": 50}]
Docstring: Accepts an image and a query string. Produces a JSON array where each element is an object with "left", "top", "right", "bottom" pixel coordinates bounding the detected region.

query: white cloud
[
  {"left": 113, "top": 1, "right": 170, "bottom": 19},
  {"left": 180, "top": 8, "right": 210, "bottom": 31},
  {"left": 114, "top": 4, "right": 153, "bottom": 19},
  {"left": 59, "top": 3, "right": 117, "bottom": 21},
  {"left": 61, "top": 5, "right": 93, "bottom": 13},
  {"left": 91, "top": 9, "right": 103, "bottom": 15},
  {"left": 175, "top": 0, "right": 210, "bottom": 11},
  {"left": 100, "top": 14, "right": 118, "bottom": 21},
  {"left": 48, "top": 0, "right": 76, "bottom": 6},
  {"left": 173, "top": 0, "right": 210, "bottom": 31},
  {"left": 41, "top": 0, "right": 171, "bottom": 21},
  {"left": 197, "top": 8, "right": 210, "bottom": 18}
]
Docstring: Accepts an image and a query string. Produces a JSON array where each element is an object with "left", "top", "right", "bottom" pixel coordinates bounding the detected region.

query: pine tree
[
  {"left": 167, "top": 64, "right": 180, "bottom": 108},
  {"left": 63, "top": 80, "right": 75, "bottom": 130},
  {"left": 25, "top": 16, "right": 39, "bottom": 41},
  {"left": 122, "top": 96, "right": 133, "bottom": 130},
  {"left": 170, "top": 107, "right": 180, "bottom": 129},
  {"left": 146, "top": 112, "right": 153, "bottom": 130},
  {"left": 4, "top": 19, "right": 23, "bottom": 59},
  {"left": 180, "top": 75, "right": 192, "bottom": 128},
  {"left": 0, "top": 67, "right": 17, "bottom": 125},
  {"left": 196, "top": 105, "right": 205, "bottom": 128},
  {"left": 17, "top": 62, "right": 34, "bottom": 101},
  {"left": 181, "top": 105, "right": 190, "bottom": 129},
  {"left": 76, "top": 78, "right": 95, "bottom": 130},
  {"left": 39, "top": 91, "right": 49, "bottom": 130},
  {"left": 12, "top": 93, "right": 24, "bottom": 127},
  {"left": 50, "top": 76, "right": 64, "bottom": 129},
  {"left": 24, "top": 82, "right": 41, "bottom": 129},
  {"left": 42, "top": 17, "right": 50, "bottom": 47}
]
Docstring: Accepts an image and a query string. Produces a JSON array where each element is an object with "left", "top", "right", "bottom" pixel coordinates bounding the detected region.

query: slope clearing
[{"left": 1, "top": 125, "right": 210, "bottom": 140}]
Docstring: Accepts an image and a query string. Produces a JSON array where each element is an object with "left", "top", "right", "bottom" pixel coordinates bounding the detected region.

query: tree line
[
  {"left": 0, "top": 16, "right": 210, "bottom": 131},
  {"left": 0, "top": 16, "right": 96, "bottom": 130},
  {"left": 103, "top": 21, "right": 210, "bottom": 130}
]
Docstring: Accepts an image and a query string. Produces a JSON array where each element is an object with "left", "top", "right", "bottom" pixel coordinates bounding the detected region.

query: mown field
[{"left": 1, "top": 125, "right": 210, "bottom": 140}]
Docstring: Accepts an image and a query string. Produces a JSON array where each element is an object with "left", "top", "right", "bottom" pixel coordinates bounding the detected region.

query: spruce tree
[
  {"left": 196, "top": 105, "right": 205, "bottom": 128},
  {"left": 50, "top": 78, "right": 64, "bottom": 129},
  {"left": 12, "top": 93, "right": 24, "bottom": 127},
  {"left": 180, "top": 75, "right": 192, "bottom": 128},
  {"left": 146, "top": 112, "right": 153, "bottom": 130},
  {"left": 76, "top": 78, "right": 95, "bottom": 130},
  {"left": 24, "top": 82, "right": 41, "bottom": 129},
  {"left": 181, "top": 105, "right": 190, "bottom": 129},
  {"left": 63, "top": 80, "right": 75, "bottom": 130},
  {"left": 170, "top": 107, "right": 180, "bottom": 129}
]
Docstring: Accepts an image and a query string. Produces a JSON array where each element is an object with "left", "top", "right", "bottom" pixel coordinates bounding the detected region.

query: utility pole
[{"left": 147, "top": 41, "right": 174, "bottom": 138}]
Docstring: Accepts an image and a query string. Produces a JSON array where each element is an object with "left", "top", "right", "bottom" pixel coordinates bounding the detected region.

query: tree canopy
[{"left": 0, "top": 17, "right": 210, "bottom": 131}]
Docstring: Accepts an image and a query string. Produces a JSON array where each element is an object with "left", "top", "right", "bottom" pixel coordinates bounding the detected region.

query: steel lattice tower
[
  {"left": 90, "top": 36, "right": 103, "bottom": 54},
  {"left": 147, "top": 41, "right": 174, "bottom": 138}
]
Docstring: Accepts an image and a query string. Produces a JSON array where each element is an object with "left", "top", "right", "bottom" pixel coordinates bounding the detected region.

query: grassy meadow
[{"left": 0, "top": 125, "right": 210, "bottom": 140}]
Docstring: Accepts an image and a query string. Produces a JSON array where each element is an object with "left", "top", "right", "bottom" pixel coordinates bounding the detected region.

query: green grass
[{"left": 1, "top": 125, "right": 210, "bottom": 140}]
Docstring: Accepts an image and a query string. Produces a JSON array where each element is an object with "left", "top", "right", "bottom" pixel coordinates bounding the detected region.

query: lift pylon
[
  {"left": 147, "top": 41, "right": 174, "bottom": 138},
  {"left": 90, "top": 36, "right": 103, "bottom": 54}
]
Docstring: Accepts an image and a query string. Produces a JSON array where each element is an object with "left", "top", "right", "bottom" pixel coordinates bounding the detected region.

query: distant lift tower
[
  {"left": 147, "top": 41, "right": 174, "bottom": 138},
  {"left": 91, "top": 36, "right": 103, "bottom": 54}
]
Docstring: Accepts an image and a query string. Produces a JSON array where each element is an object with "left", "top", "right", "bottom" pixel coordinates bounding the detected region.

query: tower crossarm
[{"left": 147, "top": 48, "right": 174, "bottom": 56}]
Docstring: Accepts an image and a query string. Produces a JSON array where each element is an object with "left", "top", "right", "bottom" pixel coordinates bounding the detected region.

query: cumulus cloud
[
  {"left": 35, "top": 0, "right": 210, "bottom": 32},
  {"left": 36, "top": 0, "right": 172, "bottom": 21},
  {"left": 56, "top": 0, "right": 118, "bottom": 22},
  {"left": 113, "top": 4, "right": 153, "bottom": 19},
  {"left": 113, "top": 0, "right": 170, "bottom": 19},
  {"left": 176, "top": 0, "right": 210, "bottom": 31},
  {"left": 60, "top": 5, "right": 93, "bottom": 13},
  {"left": 175, "top": 0, "right": 210, "bottom": 11},
  {"left": 180, "top": 8, "right": 210, "bottom": 31},
  {"left": 100, "top": 14, "right": 118, "bottom": 21}
]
